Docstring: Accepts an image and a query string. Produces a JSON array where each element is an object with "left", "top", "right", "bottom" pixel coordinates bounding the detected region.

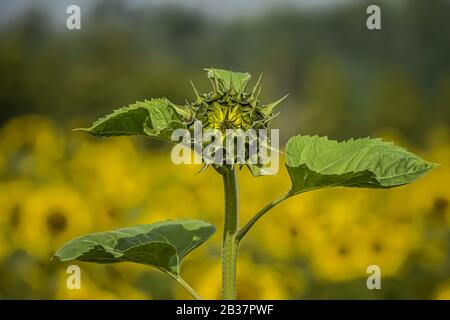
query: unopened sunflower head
[
  {"left": 169, "top": 68, "right": 287, "bottom": 174},
  {"left": 170, "top": 68, "right": 288, "bottom": 132}
]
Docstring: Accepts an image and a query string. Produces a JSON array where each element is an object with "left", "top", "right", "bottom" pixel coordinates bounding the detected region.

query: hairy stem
[
  {"left": 236, "top": 193, "right": 290, "bottom": 242},
  {"left": 221, "top": 167, "right": 239, "bottom": 300}
]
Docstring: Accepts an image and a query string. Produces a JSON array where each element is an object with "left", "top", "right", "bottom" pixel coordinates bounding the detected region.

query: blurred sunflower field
[{"left": 0, "top": 115, "right": 448, "bottom": 299}]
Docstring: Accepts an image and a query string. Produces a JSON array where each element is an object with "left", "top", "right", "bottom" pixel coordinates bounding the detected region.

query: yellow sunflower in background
[
  {"left": 54, "top": 266, "right": 149, "bottom": 300},
  {"left": 294, "top": 191, "right": 420, "bottom": 281},
  {"left": 69, "top": 137, "right": 151, "bottom": 213},
  {"left": 236, "top": 256, "right": 300, "bottom": 300},
  {"left": 0, "top": 232, "right": 7, "bottom": 262},
  {"left": 0, "top": 115, "right": 65, "bottom": 179},
  {"left": 0, "top": 112, "right": 447, "bottom": 299},
  {"left": 16, "top": 185, "right": 92, "bottom": 260},
  {"left": 0, "top": 151, "right": 5, "bottom": 174},
  {"left": 0, "top": 180, "right": 32, "bottom": 255},
  {"left": 433, "top": 280, "right": 450, "bottom": 300}
]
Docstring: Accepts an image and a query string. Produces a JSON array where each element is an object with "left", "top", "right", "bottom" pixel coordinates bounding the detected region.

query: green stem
[
  {"left": 170, "top": 273, "right": 202, "bottom": 300},
  {"left": 236, "top": 192, "right": 289, "bottom": 242},
  {"left": 221, "top": 167, "right": 239, "bottom": 300}
]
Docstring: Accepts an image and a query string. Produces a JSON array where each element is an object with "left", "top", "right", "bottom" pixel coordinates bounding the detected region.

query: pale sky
[{"left": 0, "top": 0, "right": 357, "bottom": 25}]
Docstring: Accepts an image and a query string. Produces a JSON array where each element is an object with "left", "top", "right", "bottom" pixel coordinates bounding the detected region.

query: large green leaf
[
  {"left": 54, "top": 219, "right": 215, "bottom": 276},
  {"left": 75, "top": 98, "right": 186, "bottom": 140},
  {"left": 286, "top": 135, "right": 437, "bottom": 195},
  {"left": 205, "top": 68, "right": 251, "bottom": 91}
]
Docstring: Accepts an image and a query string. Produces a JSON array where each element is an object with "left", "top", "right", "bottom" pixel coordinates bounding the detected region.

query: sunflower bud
[{"left": 171, "top": 68, "right": 287, "bottom": 174}]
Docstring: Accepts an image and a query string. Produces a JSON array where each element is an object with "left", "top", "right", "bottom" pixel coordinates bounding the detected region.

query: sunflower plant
[{"left": 54, "top": 68, "right": 437, "bottom": 300}]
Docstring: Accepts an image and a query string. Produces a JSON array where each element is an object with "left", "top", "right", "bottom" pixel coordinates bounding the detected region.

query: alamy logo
[
  {"left": 366, "top": 265, "right": 381, "bottom": 290},
  {"left": 66, "top": 265, "right": 81, "bottom": 289},
  {"left": 366, "top": 5, "right": 381, "bottom": 30},
  {"left": 66, "top": 5, "right": 81, "bottom": 30}
]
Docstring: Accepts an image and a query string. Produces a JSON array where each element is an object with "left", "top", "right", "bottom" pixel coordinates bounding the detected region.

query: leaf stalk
[
  {"left": 236, "top": 192, "right": 290, "bottom": 242},
  {"left": 169, "top": 273, "right": 202, "bottom": 300}
]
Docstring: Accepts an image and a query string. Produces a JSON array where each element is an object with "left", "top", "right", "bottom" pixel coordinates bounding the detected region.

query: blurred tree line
[{"left": 0, "top": 0, "right": 448, "bottom": 146}]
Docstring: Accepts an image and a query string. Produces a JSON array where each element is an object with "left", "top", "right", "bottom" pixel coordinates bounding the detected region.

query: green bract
[
  {"left": 57, "top": 68, "right": 438, "bottom": 300},
  {"left": 188, "top": 68, "right": 287, "bottom": 132}
]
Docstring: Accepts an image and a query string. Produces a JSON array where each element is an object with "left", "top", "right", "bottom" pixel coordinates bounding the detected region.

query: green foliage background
[{"left": 1, "top": 0, "right": 448, "bottom": 145}]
